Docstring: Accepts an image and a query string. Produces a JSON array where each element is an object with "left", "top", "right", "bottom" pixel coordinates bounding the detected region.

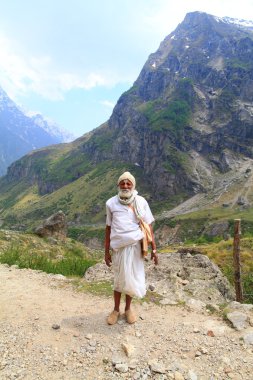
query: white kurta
[
  {"left": 106, "top": 194, "right": 154, "bottom": 298},
  {"left": 106, "top": 195, "right": 154, "bottom": 250}
]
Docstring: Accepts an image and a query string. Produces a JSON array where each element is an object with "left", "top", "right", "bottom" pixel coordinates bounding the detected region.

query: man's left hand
[
  {"left": 151, "top": 250, "right": 158, "bottom": 265},
  {"left": 105, "top": 252, "right": 112, "bottom": 267}
]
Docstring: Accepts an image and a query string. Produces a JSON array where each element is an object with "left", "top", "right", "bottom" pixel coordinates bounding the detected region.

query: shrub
[
  {"left": 0, "top": 245, "right": 96, "bottom": 277},
  {"left": 142, "top": 99, "right": 191, "bottom": 135}
]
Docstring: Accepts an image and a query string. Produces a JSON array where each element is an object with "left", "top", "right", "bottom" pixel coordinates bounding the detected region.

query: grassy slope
[
  {"left": 0, "top": 156, "right": 152, "bottom": 230},
  {"left": 0, "top": 229, "right": 100, "bottom": 277}
]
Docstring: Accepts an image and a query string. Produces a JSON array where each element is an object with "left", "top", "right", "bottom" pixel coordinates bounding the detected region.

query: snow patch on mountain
[
  {"left": 216, "top": 16, "right": 253, "bottom": 30},
  {"left": 26, "top": 111, "right": 75, "bottom": 143},
  {"left": 0, "top": 85, "right": 76, "bottom": 176}
]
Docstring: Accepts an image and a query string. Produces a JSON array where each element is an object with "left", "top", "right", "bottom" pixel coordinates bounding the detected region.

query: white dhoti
[{"left": 112, "top": 241, "right": 146, "bottom": 298}]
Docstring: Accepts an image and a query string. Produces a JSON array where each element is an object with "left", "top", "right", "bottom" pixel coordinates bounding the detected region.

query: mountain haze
[
  {"left": 1, "top": 11, "right": 253, "bottom": 238},
  {"left": 0, "top": 87, "right": 74, "bottom": 176}
]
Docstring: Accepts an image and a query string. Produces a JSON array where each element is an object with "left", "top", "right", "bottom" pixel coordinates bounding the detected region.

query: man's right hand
[{"left": 105, "top": 252, "right": 112, "bottom": 267}]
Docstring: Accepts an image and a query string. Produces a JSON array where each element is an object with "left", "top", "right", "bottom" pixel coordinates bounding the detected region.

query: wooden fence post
[{"left": 233, "top": 219, "right": 243, "bottom": 302}]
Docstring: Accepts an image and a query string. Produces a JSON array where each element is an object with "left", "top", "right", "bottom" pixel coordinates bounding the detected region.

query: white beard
[{"left": 118, "top": 188, "right": 134, "bottom": 199}]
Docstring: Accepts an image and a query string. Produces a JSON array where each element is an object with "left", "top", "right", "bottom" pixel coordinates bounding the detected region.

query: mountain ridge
[{"left": 0, "top": 86, "right": 74, "bottom": 176}]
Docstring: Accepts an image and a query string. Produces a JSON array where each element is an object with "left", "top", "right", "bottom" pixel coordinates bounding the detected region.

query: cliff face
[
  {"left": 79, "top": 12, "right": 253, "bottom": 199},
  {"left": 1, "top": 12, "right": 253, "bottom": 226}
]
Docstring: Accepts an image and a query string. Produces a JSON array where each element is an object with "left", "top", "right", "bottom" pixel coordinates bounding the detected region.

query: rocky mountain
[
  {"left": 0, "top": 11, "right": 253, "bottom": 237},
  {"left": 0, "top": 87, "right": 74, "bottom": 176},
  {"left": 96, "top": 12, "right": 253, "bottom": 199}
]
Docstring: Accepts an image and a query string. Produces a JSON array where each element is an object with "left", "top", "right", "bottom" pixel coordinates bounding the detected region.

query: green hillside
[{"left": 0, "top": 162, "right": 144, "bottom": 227}]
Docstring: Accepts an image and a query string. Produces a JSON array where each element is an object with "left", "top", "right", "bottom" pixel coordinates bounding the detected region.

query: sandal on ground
[
  {"left": 107, "top": 310, "right": 120, "bottom": 325},
  {"left": 125, "top": 309, "right": 137, "bottom": 324}
]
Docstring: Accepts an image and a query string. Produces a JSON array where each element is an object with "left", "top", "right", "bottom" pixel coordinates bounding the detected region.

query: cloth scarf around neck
[{"left": 118, "top": 190, "right": 145, "bottom": 220}]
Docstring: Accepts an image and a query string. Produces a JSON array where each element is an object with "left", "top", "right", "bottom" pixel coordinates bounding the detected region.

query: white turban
[{"left": 117, "top": 171, "right": 136, "bottom": 189}]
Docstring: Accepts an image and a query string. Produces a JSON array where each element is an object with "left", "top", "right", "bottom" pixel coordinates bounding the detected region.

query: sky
[{"left": 0, "top": 0, "right": 252, "bottom": 139}]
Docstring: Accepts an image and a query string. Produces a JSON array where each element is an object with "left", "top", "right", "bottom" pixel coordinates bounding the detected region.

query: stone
[
  {"left": 199, "top": 347, "right": 208, "bottom": 354},
  {"left": 115, "top": 363, "right": 128, "bottom": 373},
  {"left": 204, "top": 319, "right": 228, "bottom": 336},
  {"left": 84, "top": 263, "right": 113, "bottom": 281},
  {"left": 204, "top": 221, "right": 229, "bottom": 238},
  {"left": 221, "top": 356, "right": 231, "bottom": 365},
  {"left": 86, "top": 346, "right": 96, "bottom": 352},
  {"left": 122, "top": 342, "right": 135, "bottom": 357},
  {"left": 149, "top": 362, "right": 166, "bottom": 374},
  {"left": 224, "top": 366, "right": 232, "bottom": 374},
  {"left": 228, "top": 301, "right": 253, "bottom": 312},
  {"left": 111, "top": 354, "right": 124, "bottom": 365},
  {"left": 243, "top": 332, "right": 253, "bottom": 345},
  {"left": 237, "top": 196, "right": 246, "bottom": 206},
  {"left": 174, "top": 371, "right": 185, "bottom": 380},
  {"left": 129, "top": 359, "right": 139, "bottom": 369},
  {"left": 51, "top": 324, "right": 60, "bottom": 330},
  {"left": 188, "top": 369, "right": 198, "bottom": 380},
  {"left": 186, "top": 299, "right": 206, "bottom": 311},
  {"left": 52, "top": 274, "right": 66, "bottom": 281},
  {"left": 227, "top": 312, "right": 249, "bottom": 330},
  {"left": 35, "top": 211, "right": 67, "bottom": 239},
  {"left": 227, "top": 373, "right": 238, "bottom": 379}
]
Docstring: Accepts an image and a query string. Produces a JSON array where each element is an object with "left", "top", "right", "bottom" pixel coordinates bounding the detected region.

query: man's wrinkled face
[{"left": 118, "top": 179, "right": 134, "bottom": 198}]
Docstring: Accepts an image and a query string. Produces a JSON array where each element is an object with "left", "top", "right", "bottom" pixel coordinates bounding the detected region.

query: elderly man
[{"left": 105, "top": 171, "right": 158, "bottom": 325}]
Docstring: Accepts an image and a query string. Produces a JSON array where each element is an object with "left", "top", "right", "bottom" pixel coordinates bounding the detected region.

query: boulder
[
  {"left": 204, "top": 221, "right": 229, "bottom": 238},
  {"left": 227, "top": 311, "right": 249, "bottom": 331},
  {"left": 155, "top": 224, "right": 181, "bottom": 246},
  {"left": 35, "top": 211, "right": 67, "bottom": 239},
  {"left": 145, "top": 252, "right": 235, "bottom": 304},
  {"left": 237, "top": 196, "right": 247, "bottom": 206},
  {"left": 86, "top": 251, "right": 235, "bottom": 305},
  {"left": 84, "top": 263, "right": 113, "bottom": 281}
]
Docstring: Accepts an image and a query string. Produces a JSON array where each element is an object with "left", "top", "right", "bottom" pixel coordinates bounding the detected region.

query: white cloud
[
  {"left": 100, "top": 100, "right": 115, "bottom": 108},
  {"left": 1, "top": 1, "right": 252, "bottom": 105},
  {"left": 0, "top": 33, "right": 120, "bottom": 101}
]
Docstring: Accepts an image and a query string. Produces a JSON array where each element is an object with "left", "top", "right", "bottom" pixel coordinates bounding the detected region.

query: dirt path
[{"left": 0, "top": 264, "right": 253, "bottom": 380}]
